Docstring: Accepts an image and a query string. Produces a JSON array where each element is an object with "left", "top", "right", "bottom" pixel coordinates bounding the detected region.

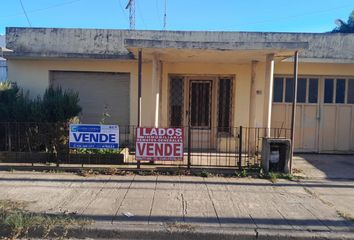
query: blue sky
[{"left": 0, "top": 0, "right": 353, "bottom": 35}]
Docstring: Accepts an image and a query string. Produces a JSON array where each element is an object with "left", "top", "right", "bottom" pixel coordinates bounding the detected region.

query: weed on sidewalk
[{"left": 0, "top": 199, "right": 90, "bottom": 239}]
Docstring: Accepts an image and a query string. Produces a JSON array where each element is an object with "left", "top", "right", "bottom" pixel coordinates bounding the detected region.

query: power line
[
  {"left": 155, "top": 0, "right": 160, "bottom": 16},
  {"left": 118, "top": 0, "right": 128, "bottom": 21},
  {"left": 19, "top": 0, "right": 31, "bottom": 27},
  {"left": 155, "top": 0, "right": 161, "bottom": 26},
  {"left": 136, "top": 0, "right": 147, "bottom": 29},
  {"left": 163, "top": 0, "right": 167, "bottom": 30},
  {"left": 156, "top": 0, "right": 167, "bottom": 30},
  {"left": 0, "top": 0, "right": 82, "bottom": 19}
]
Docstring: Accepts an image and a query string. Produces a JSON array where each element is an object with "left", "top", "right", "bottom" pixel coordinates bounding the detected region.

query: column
[
  {"left": 151, "top": 54, "right": 162, "bottom": 127},
  {"left": 263, "top": 54, "right": 274, "bottom": 137},
  {"left": 249, "top": 61, "right": 258, "bottom": 155},
  {"left": 249, "top": 61, "right": 258, "bottom": 128}
]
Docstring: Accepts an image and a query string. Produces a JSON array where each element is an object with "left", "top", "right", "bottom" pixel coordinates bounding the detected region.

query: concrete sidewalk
[
  {"left": 293, "top": 154, "right": 354, "bottom": 180},
  {"left": 0, "top": 171, "right": 354, "bottom": 239}
]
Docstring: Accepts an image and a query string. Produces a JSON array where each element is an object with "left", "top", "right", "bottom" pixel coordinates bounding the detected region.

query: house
[
  {"left": 4, "top": 27, "right": 354, "bottom": 153},
  {"left": 0, "top": 35, "right": 7, "bottom": 81}
]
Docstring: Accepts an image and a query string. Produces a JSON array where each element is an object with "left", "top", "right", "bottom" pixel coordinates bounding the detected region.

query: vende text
[{"left": 136, "top": 128, "right": 184, "bottom": 161}]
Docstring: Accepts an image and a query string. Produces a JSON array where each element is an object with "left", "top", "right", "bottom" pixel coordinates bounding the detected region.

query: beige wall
[
  {"left": 275, "top": 62, "right": 354, "bottom": 76},
  {"left": 8, "top": 59, "right": 266, "bottom": 128},
  {"left": 7, "top": 58, "right": 354, "bottom": 131},
  {"left": 7, "top": 59, "right": 154, "bottom": 126}
]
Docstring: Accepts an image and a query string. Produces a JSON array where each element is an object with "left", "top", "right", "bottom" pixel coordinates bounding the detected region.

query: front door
[{"left": 187, "top": 80, "right": 215, "bottom": 149}]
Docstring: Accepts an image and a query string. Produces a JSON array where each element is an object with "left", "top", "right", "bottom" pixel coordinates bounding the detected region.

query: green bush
[
  {"left": 0, "top": 82, "right": 81, "bottom": 122},
  {"left": 200, "top": 169, "right": 209, "bottom": 178},
  {"left": 0, "top": 82, "right": 33, "bottom": 122},
  {"left": 0, "top": 82, "right": 82, "bottom": 154},
  {"left": 40, "top": 86, "right": 81, "bottom": 122}
]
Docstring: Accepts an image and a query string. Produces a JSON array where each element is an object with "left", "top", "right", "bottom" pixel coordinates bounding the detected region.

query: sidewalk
[{"left": 0, "top": 170, "right": 354, "bottom": 239}]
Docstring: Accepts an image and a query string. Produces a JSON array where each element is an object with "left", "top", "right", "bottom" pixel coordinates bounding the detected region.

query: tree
[{"left": 332, "top": 10, "right": 354, "bottom": 33}]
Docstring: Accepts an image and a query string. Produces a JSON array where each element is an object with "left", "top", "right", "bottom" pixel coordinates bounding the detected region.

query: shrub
[
  {"left": 0, "top": 82, "right": 81, "bottom": 122},
  {"left": 200, "top": 169, "right": 209, "bottom": 178},
  {"left": 40, "top": 86, "right": 81, "bottom": 122},
  {"left": 0, "top": 82, "right": 82, "bottom": 155},
  {"left": 0, "top": 82, "right": 34, "bottom": 122}
]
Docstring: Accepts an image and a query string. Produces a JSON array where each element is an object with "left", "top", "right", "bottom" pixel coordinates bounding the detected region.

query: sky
[{"left": 0, "top": 0, "right": 353, "bottom": 35}]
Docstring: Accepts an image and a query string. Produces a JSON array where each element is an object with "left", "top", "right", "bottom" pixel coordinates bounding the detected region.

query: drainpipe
[{"left": 290, "top": 51, "right": 299, "bottom": 174}]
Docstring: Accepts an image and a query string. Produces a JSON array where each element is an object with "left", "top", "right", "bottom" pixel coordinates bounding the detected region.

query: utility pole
[
  {"left": 125, "top": 0, "right": 135, "bottom": 30},
  {"left": 289, "top": 51, "right": 299, "bottom": 174}
]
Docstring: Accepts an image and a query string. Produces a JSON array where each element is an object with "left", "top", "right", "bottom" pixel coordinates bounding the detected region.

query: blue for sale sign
[{"left": 69, "top": 124, "right": 119, "bottom": 149}]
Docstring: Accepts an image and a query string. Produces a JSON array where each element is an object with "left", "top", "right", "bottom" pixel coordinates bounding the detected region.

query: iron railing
[{"left": 0, "top": 122, "right": 291, "bottom": 169}]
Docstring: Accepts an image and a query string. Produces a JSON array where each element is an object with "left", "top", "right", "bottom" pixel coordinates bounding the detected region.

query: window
[
  {"left": 273, "top": 77, "right": 317, "bottom": 104},
  {"left": 169, "top": 77, "right": 184, "bottom": 126},
  {"left": 297, "top": 78, "right": 307, "bottom": 103},
  {"left": 336, "top": 79, "right": 346, "bottom": 104},
  {"left": 348, "top": 79, "right": 354, "bottom": 104},
  {"left": 218, "top": 78, "right": 232, "bottom": 133},
  {"left": 324, "top": 79, "right": 334, "bottom": 103},
  {"left": 273, "top": 77, "right": 283, "bottom": 102},
  {"left": 308, "top": 78, "right": 318, "bottom": 103},
  {"left": 285, "top": 78, "right": 294, "bottom": 103},
  {"left": 274, "top": 76, "right": 354, "bottom": 104}
]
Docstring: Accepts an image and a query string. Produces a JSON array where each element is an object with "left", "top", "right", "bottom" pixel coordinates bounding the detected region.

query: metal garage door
[
  {"left": 51, "top": 71, "right": 130, "bottom": 127},
  {"left": 271, "top": 76, "right": 354, "bottom": 153}
]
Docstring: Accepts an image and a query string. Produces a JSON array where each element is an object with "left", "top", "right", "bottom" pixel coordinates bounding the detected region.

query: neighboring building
[
  {"left": 0, "top": 35, "right": 7, "bottom": 81},
  {"left": 4, "top": 27, "right": 354, "bottom": 153}
]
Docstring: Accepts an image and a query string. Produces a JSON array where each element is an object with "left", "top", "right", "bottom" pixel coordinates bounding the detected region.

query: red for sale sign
[{"left": 135, "top": 128, "right": 184, "bottom": 161}]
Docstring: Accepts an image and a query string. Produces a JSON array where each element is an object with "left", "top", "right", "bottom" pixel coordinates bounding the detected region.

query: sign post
[
  {"left": 136, "top": 128, "right": 184, "bottom": 161},
  {"left": 69, "top": 124, "right": 119, "bottom": 149}
]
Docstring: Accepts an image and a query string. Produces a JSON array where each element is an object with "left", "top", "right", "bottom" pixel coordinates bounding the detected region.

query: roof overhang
[{"left": 125, "top": 39, "right": 309, "bottom": 63}]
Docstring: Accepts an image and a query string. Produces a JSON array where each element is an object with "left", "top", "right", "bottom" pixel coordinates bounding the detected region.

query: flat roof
[{"left": 4, "top": 27, "right": 354, "bottom": 63}]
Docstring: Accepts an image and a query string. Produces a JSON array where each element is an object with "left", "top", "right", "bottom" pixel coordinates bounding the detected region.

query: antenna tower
[{"left": 125, "top": 0, "right": 135, "bottom": 29}]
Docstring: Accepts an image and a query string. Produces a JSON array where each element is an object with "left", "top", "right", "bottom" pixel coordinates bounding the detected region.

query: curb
[{"left": 6, "top": 223, "right": 353, "bottom": 240}]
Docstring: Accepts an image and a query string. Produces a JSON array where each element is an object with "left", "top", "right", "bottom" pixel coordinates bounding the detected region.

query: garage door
[
  {"left": 51, "top": 71, "right": 130, "bottom": 127},
  {"left": 271, "top": 76, "right": 354, "bottom": 153}
]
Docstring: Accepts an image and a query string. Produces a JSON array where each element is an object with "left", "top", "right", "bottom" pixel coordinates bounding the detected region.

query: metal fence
[{"left": 0, "top": 122, "right": 291, "bottom": 169}]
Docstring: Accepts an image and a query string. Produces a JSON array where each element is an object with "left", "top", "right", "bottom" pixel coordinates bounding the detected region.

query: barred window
[
  {"left": 169, "top": 77, "right": 184, "bottom": 127},
  {"left": 218, "top": 78, "right": 232, "bottom": 133}
]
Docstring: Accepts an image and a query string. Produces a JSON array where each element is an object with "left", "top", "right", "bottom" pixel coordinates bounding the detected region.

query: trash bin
[{"left": 261, "top": 138, "right": 291, "bottom": 173}]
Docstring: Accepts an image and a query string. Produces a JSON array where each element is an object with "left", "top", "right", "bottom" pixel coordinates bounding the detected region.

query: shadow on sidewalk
[{"left": 295, "top": 154, "right": 354, "bottom": 180}]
